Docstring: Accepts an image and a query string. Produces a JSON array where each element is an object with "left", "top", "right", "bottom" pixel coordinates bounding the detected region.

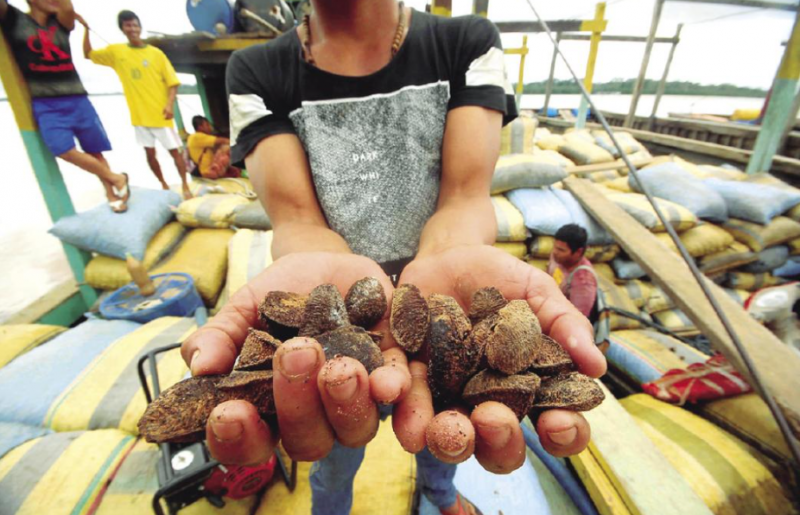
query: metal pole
[
  {"left": 576, "top": 2, "right": 607, "bottom": 129},
  {"left": 625, "top": 0, "right": 665, "bottom": 128},
  {"left": 516, "top": 35, "right": 529, "bottom": 109},
  {"left": 747, "top": 7, "right": 800, "bottom": 173},
  {"left": 193, "top": 72, "right": 214, "bottom": 125},
  {"left": 542, "top": 32, "right": 562, "bottom": 116},
  {"left": 649, "top": 23, "right": 683, "bottom": 128},
  {"left": 0, "top": 27, "right": 97, "bottom": 318}
]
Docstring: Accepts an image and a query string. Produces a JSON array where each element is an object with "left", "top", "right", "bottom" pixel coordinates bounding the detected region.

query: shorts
[
  {"left": 31, "top": 95, "right": 112, "bottom": 156},
  {"left": 135, "top": 126, "right": 182, "bottom": 151}
]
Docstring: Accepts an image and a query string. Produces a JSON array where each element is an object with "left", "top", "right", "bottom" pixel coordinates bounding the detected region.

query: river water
[{"left": 0, "top": 93, "right": 765, "bottom": 322}]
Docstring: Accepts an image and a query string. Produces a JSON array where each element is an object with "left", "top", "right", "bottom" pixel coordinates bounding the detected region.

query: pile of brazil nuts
[{"left": 138, "top": 278, "right": 603, "bottom": 444}]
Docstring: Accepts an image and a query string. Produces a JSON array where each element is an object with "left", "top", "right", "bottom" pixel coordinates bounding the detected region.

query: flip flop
[
  {"left": 109, "top": 199, "right": 127, "bottom": 214},
  {"left": 112, "top": 173, "right": 131, "bottom": 204}
]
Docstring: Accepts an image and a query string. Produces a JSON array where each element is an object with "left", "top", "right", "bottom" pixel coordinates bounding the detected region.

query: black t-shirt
[
  {"left": 1, "top": 5, "right": 86, "bottom": 98},
  {"left": 227, "top": 10, "right": 517, "bottom": 279}
]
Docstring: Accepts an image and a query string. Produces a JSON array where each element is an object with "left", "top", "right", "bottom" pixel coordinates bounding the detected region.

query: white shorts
[{"left": 135, "top": 126, "right": 182, "bottom": 151}]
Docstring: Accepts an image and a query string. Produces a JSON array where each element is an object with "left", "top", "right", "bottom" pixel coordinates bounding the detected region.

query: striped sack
[
  {"left": 698, "top": 241, "right": 757, "bottom": 275},
  {"left": 0, "top": 429, "right": 136, "bottom": 515},
  {"left": 607, "top": 193, "right": 697, "bottom": 233},
  {"left": 722, "top": 216, "right": 800, "bottom": 252},
  {"left": 491, "top": 154, "right": 567, "bottom": 194},
  {"left": 493, "top": 242, "right": 527, "bottom": 259},
  {"left": 227, "top": 229, "right": 275, "bottom": 299},
  {"left": 175, "top": 194, "right": 251, "bottom": 229},
  {"left": 652, "top": 308, "right": 698, "bottom": 335},
  {"left": 0, "top": 319, "right": 140, "bottom": 428},
  {"left": 500, "top": 115, "right": 537, "bottom": 155},
  {"left": 0, "top": 423, "right": 52, "bottom": 461},
  {"left": 596, "top": 274, "right": 650, "bottom": 330},
  {"left": 621, "top": 394, "right": 795, "bottom": 515},
  {"left": 558, "top": 139, "right": 615, "bottom": 166},
  {"left": 84, "top": 222, "right": 186, "bottom": 291},
  {"left": 725, "top": 272, "right": 786, "bottom": 292},
  {"left": 0, "top": 324, "right": 65, "bottom": 370},
  {"left": 152, "top": 228, "right": 235, "bottom": 305},
  {"left": 492, "top": 196, "right": 529, "bottom": 242},
  {"left": 607, "top": 329, "right": 707, "bottom": 386},
  {"left": 44, "top": 317, "right": 194, "bottom": 434},
  {"left": 655, "top": 223, "right": 734, "bottom": 258}
]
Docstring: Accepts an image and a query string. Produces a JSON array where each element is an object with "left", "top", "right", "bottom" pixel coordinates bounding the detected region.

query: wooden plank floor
[{"left": 565, "top": 177, "right": 800, "bottom": 439}]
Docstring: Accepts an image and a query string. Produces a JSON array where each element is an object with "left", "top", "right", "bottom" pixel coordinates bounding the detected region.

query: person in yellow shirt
[
  {"left": 81, "top": 10, "right": 192, "bottom": 199},
  {"left": 187, "top": 116, "right": 241, "bottom": 179}
]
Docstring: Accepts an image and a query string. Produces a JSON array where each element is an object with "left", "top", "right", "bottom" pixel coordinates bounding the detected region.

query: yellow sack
[
  {"left": 532, "top": 148, "right": 575, "bottom": 168},
  {"left": 609, "top": 329, "right": 706, "bottom": 379},
  {"left": 699, "top": 393, "right": 793, "bottom": 472},
  {"left": 725, "top": 272, "right": 786, "bottom": 292},
  {"left": 494, "top": 242, "right": 527, "bottom": 259},
  {"left": 558, "top": 139, "right": 615, "bottom": 166},
  {"left": 44, "top": 317, "right": 194, "bottom": 434},
  {"left": 585, "top": 243, "right": 621, "bottom": 263},
  {"left": 492, "top": 196, "right": 528, "bottom": 242},
  {"left": 0, "top": 429, "right": 136, "bottom": 515},
  {"left": 698, "top": 242, "right": 757, "bottom": 275},
  {"left": 621, "top": 280, "right": 653, "bottom": 309},
  {"left": 94, "top": 438, "right": 258, "bottom": 515},
  {"left": 529, "top": 236, "right": 555, "bottom": 258},
  {"left": 256, "top": 418, "right": 416, "bottom": 515},
  {"left": 500, "top": 115, "right": 537, "bottom": 155},
  {"left": 591, "top": 130, "right": 642, "bottom": 157},
  {"left": 604, "top": 176, "right": 633, "bottom": 193},
  {"left": 190, "top": 176, "right": 255, "bottom": 196},
  {"left": 536, "top": 134, "right": 566, "bottom": 151},
  {"left": 492, "top": 154, "right": 567, "bottom": 194},
  {"left": 607, "top": 193, "right": 697, "bottom": 233},
  {"left": 152, "top": 228, "right": 234, "bottom": 305},
  {"left": 0, "top": 325, "right": 65, "bottom": 369},
  {"left": 697, "top": 165, "right": 747, "bottom": 181},
  {"left": 597, "top": 274, "right": 648, "bottom": 330},
  {"left": 593, "top": 262, "right": 616, "bottom": 284},
  {"left": 656, "top": 224, "right": 734, "bottom": 257},
  {"left": 789, "top": 237, "right": 800, "bottom": 255},
  {"left": 652, "top": 308, "right": 698, "bottom": 335},
  {"left": 622, "top": 394, "right": 796, "bottom": 515},
  {"left": 587, "top": 170, "right": 621, "bottom": 184},
  {"left": 227, "top": 229, "right": 275, "bottom": 300},
  {"left": 526, "top": 258, "right": 548, "bottom": 272},
  {"left": 175, "top": 194, "right": 251, "bottom": 229},
  {"left": 722, "top": 216, "right": 800, "bottom": 252},
  {"left": 84, "top": 222, "right": 186, "bottom": 291},
  {"left": 645, "top": 285, "right": 675, "bottom": 314}
]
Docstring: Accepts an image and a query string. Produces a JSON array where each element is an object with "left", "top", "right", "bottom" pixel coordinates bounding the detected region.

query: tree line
[{"left": 515, "top": 79, "right": 766, "bottom": 97}]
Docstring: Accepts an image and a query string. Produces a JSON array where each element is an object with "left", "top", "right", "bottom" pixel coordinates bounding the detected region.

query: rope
[
  {"left": 685, "top": 7, "right": 765, "bottom": 26},
  {"left": 522, "top": 0, "right": 800, "bottom": 479}
]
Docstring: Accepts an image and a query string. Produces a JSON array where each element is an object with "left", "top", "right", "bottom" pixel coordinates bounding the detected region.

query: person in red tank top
[{"left": 548, "top": 224, "right": 598, "bottom": 319}]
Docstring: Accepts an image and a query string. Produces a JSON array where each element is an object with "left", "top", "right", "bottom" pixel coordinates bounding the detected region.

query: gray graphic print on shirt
[{"left": 290, "top": 82, "right": 450, "bottom": 264}]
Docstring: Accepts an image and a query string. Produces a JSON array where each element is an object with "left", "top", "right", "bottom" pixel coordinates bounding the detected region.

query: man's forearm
[
  {"left": 416, "top": 196, "right": 496, "bottom": 258},
  {"left": 272, "top": 222, "right": 351, "bottom": 260},
  {"left": 166, "top": 86, "right": 178, "bottom": 107}
]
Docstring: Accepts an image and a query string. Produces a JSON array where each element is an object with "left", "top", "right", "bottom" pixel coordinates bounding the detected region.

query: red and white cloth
[{"left": 642, "top": 353, "right": 752, "bottom": 405}]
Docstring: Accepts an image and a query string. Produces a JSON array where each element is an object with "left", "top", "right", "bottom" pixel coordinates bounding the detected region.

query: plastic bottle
[{"left": 126, "top": 253, "right": 156, "bottom": 296}]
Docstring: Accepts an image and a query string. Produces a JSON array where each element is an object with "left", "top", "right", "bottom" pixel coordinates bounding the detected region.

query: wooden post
[
  {"left": 747, "top": 7, "right": 800, "bottom": 174},
  {"left": 472, "top": 0, "right": 489, "bottom": 17},
  {"left": 625, "top": 0, "right": 665, "bottom": 128},
  {"left": 517, "top": 36, "right": 528, "bottom": 108},
  {"left": 649, "top": 23, "right": 683, "bottom": 129},
  {"left": 576, "top": 2, "right": 607, "bottom": 129},
  {"left": 431, "top": 0, "right": 452, "bottom": 17},
  {"left": 542, "top": 32, "right": 562, "bottom": 116},
  {"left": 193, "top": 72, "right": 214, "bottom": 125},
  {"left": 0, "top": 27, "right": 96, "bottom": 323}
]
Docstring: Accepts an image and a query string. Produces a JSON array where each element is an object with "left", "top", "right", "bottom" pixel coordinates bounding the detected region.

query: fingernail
[
  {"left": 327, "top": 374, "right": 358, "bottom": 402},
  {"left": 548, "top": 426, "right": 577, "bottom": 447},
  {"left": 477, "top": 423, "right": 511, "bottom": 450},
  {"left": 277, "top": 347, "right": 319, "bottom": 382},
  {"left": 191, "top": 349, "right": 201, "bottom": 371},
  {"left": 211, "top": 419, "right": 243, "bottom": 442}
]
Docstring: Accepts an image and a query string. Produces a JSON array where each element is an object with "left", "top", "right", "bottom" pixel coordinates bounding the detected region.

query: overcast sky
[{"left": 0, "top": 0, "right": 797, "bottom": 96}]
